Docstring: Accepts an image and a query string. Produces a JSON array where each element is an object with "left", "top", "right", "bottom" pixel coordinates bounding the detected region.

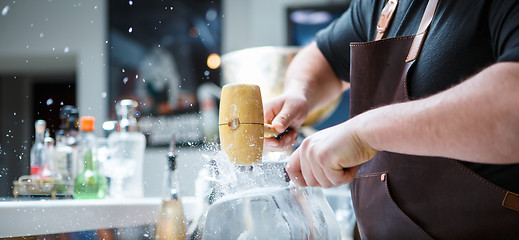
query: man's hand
[
  {"left": 263, "top": 92, "right": 309, "bottom": 151},
  {"left": 262, "top": 42, "right": 345, "bottom": 151},
  {"left": 285, "top": 119, "right": 377, "bottom": 188}
]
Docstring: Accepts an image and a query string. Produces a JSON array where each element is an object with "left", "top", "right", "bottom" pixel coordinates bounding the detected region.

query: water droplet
[
  {"left": 94, "top": 5, "right": 98, "bottom": 9},
  {"left": 39, "top": 33, "right": 44, "bottom": 38},
  {"left": 204, "top": 71, "right": 210, "bottom": 76},
  {"left": 101, "top": 92, "right": 107, "bottom": 98},
  {"left": 129, "top": 0, "right": 133, "bottom": 6},
  {"left": 64, "top": 47, "right": 69, "bottom": 53},
  {"left": 206, "top": 8, "right": 218, "bottom": 22},
  {"left": 123, "top": 77, "right": 128, "bottom": 84},
  {"left": 46, "top": 98, "right": 53, "bottom": 105},
  {"left": 122, "top": 68, "right": 126, "bottom": 73},
  {"left": 1, "top": 5, "right": 9, "bottom": 16},
  {"left": 13, "top": 112, "right": 16, "bottom": 116},
  {"left": 128, "top": 27, "right": 133, "bottom": 33}
]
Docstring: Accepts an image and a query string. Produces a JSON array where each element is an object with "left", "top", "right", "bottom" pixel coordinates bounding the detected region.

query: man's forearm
[
  {"left": 284, "top": 42, "right": 347, "bottom": 113},
  {"left": 355, "top": 62, "right": 519, "bottom": 164}
]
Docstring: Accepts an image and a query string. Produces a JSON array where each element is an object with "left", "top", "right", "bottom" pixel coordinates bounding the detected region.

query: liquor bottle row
[
  {"left": 17, "top": 99, "right": 188, "bottom": 239},
  {"left": 26, "top": 99, "right": 146, "bottom": 199}
]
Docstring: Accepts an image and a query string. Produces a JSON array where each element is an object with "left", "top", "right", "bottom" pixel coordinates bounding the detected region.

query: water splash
[
  {"left": 201, "top": 146, "right": 341, "bottom": 240},
  {"left": 1, "top": 5, "right": 9, "bottom": 16},
  {"left": 203, "top": 145, "right": 290, "bottom": 198}
]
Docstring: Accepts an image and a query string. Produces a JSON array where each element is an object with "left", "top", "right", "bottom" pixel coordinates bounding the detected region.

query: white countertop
[{"left": 0, "top": 197, "right": 198, "bottom": 238}]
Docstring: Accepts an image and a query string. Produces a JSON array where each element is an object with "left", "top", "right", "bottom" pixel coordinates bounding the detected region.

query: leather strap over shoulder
[
  {"left": 375, "top": 0, "right": 398, "bottom": 41},
  {"left": 405, "top": 0, "right": 440, "bottom": 62}
]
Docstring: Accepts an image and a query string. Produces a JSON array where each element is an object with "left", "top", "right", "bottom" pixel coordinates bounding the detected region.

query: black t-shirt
[{"left": 316, "top": 0, "right": 519, "bottom": 192}]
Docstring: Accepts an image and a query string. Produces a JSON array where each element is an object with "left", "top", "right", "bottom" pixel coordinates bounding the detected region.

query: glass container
[
  {"left": 106, "top": 99, "right": 146, "bottom": 198},
  {"left": 74, "top": 116, "right": 107, "bottom": 199}
]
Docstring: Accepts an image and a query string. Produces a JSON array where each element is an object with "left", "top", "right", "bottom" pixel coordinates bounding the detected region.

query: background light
[{"left": 207, "top": 53, "right": 221, "bottom": 69}]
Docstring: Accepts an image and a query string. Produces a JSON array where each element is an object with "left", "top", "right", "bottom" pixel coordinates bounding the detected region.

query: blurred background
[{"left": 0, "top": 0, "right": 350, "bottom": 198}]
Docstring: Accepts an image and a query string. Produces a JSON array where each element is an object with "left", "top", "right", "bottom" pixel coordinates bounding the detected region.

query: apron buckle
[{"left": 503, "top": 191, "right": 519, "bottom": 213}]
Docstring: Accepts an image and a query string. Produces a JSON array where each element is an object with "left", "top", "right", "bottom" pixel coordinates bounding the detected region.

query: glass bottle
[
  {"left": 40, "top": 129, "right": 56, "bottom": 179},
  {"left": 30, "top": 120, "right": 46, "bottom": 177},
  {"left": 106, "top": 99, "right": 146, "bottom": 198},
  {"left": 74, "top": 116, "right": 107, "bottom": 199},
  {"left": 155, "top": 137, "right": 186, "bottom": 240},
  {"left": 59, "top": 106, "right": 80, "bottom": 180},
  {"left": 53, "top": 129, "right": 74, "bottom": 184}
]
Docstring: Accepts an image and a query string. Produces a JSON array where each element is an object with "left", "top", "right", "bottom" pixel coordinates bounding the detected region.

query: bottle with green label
[{"left": 74, "top": 116, "right": 107, "bottom": 199}]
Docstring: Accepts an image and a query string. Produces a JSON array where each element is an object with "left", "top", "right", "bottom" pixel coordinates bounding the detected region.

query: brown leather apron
[{"left": 349, "top": 0, "right": 519, "bottom": 239}]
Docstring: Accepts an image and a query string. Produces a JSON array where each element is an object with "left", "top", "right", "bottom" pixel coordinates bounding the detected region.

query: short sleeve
[
  {"left": 489, "top": 0, "right": 519, "bottom": 62},
  {"left": 315, "top": 0, "right": 369, "bottom": 82}
]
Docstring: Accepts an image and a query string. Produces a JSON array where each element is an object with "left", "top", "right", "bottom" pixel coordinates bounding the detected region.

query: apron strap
[
  {"left": 375, "top": 0, "right": 398, "bottom": 41},
  {"left": 405, "top": 0, "right": 440, "bottom": 62}
]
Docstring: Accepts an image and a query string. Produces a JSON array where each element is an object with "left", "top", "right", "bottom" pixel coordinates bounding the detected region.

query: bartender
[{"left": 264, "top": 0, "right": 519, "bottom": 239}]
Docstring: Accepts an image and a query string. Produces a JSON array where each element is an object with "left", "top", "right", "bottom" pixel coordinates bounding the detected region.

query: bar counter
[{"left": 0, "top": 197, "right": 198, "bottom": 238}]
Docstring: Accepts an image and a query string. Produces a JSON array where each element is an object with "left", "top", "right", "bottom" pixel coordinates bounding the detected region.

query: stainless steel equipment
[{"left": 220, "top": 46, "right": 341, "bottom": 126}]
